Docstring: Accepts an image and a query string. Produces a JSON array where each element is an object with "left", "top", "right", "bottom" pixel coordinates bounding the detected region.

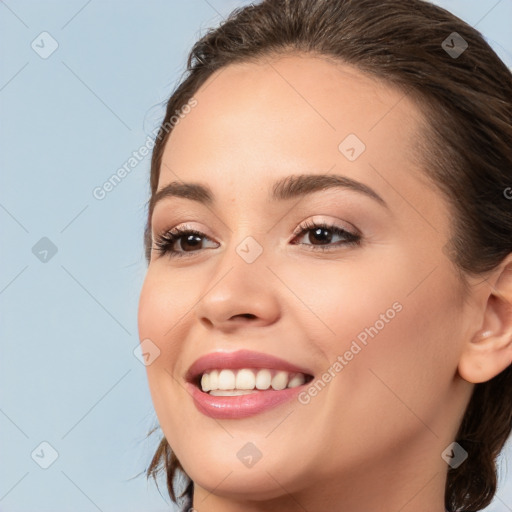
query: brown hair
[{"left": 142, "top": 1, "right": 512, "bottom": 510}]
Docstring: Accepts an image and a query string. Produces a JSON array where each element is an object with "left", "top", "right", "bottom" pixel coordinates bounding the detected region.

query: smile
[{"left": 185, "top": 350, "right": 315, "bottom": 418}]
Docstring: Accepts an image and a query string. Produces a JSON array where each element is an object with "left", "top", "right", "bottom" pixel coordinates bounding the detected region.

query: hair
[{"left": 142, "top": 0, "right": 512, "bottom": 510}]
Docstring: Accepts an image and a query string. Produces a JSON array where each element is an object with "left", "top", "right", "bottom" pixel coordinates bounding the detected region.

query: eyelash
[{"left": 152, "top": 220, "right": 362, "bottom": 259}]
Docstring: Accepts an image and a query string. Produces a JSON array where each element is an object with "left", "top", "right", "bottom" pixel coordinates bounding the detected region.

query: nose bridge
[
  {"left": 219, "top": 199, "right": 292, "bottom": 287},
  {"left": 219, "top": 228, "right": 271, "bottom": 288},
  {"left": 219, "top": 200, "right": 273, "bottom": 267}
]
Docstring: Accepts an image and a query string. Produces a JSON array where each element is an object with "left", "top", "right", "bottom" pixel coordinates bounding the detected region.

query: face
[{"left": 138, "top": 54, "right": 476, "bottom": 509}]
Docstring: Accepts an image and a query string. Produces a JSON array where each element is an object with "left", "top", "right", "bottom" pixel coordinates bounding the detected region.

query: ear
[{"left": 458, "top": 254, "right": 512, "bottom": 384}]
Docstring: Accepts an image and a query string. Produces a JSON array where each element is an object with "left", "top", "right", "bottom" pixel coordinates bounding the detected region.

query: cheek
[
  {"left": 299, "top": 251, "right": 463, "bottom": 417},
  {"left": 274, "top": 254, "right": 403, "bottom": 350},
  {"left": 137, "top": 269, "right": 192, "bottom": 413},
  {"left": 324, "top": 267, "right": 464, "bottom": 435},
  {"left": 138, "top": 266, "right": 201, "bottom": 343}
]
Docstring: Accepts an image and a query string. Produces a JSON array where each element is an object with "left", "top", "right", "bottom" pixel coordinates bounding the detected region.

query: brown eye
[
  {"left": 153, "top": 227, "right": 218, "bottom": 258},
  {"left": 292, "top": 221, "right": 361, "bottom": 251}
]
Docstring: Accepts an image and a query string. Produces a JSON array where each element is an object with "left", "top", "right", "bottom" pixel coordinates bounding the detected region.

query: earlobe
[{"left": 457, "top": 256, "right": 512, "bottom": 384}]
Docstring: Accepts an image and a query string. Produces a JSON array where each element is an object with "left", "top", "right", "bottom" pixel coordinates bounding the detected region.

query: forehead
[{"left": 156, "top": 53, "right": 434, "bottom": 214}]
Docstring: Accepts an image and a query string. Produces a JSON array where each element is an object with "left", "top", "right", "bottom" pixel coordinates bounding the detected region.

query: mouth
[
  {"left": 184, "top": 350, "right": 315, "bottom": 418},
  {"left": 190, "top": 367, "right": 314, "bottom": 395}
]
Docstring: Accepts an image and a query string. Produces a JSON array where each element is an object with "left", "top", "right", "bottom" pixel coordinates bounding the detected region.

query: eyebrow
[{"left": 150, "top": 173, "right": 388, "bottom": 214}]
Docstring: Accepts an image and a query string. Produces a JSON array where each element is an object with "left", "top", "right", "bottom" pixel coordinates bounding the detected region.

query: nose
[{"left": 193, "top": 248, "right": 281, "bottom": 333}]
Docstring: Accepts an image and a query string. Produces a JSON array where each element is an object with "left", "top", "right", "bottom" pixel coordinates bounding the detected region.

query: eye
[
  {"left": 152, "top": 224, "right": 218, "bottom": 259},
  {"left": 152, "top": 219, "right": 362, "bottom": 259},
  {"left": 290, "top": 219, "right": 361, "bottom": 252}
]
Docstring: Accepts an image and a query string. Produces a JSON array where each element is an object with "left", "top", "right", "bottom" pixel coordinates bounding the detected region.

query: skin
[{"left": 137, "top": 53, "right": 512, "bottom": 512}]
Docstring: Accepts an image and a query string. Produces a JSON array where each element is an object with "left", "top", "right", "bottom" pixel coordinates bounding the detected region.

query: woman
[{"left": 137, "top": 0, "right": 512, "bottom": 510}]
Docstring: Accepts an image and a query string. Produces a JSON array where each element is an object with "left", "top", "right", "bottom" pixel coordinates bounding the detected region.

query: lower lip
[{"left": 185, "top": 382, "right": 307, "bottom": 419}]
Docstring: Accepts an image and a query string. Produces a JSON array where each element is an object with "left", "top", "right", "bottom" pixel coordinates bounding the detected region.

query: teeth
[
  {"left": 287, "top": 373, "right": 306, "bottom": 388},
  {"left": 271, "top": 370, "right": 288, "bottom": 390},
  {"left": 218, "top": 369, "right": 236, "bottom": 390},
  {"left": 255, "top": 369, "right": 271, "bottom": 390},
  {"left": 198, "top": 368, "right": 309, "bottom": 393},
  {"left": 201, "top": 373, "right": 210, "bottom": 392},
  {"left": 236, "top": 368, "right": 257, "bottom": 390}
]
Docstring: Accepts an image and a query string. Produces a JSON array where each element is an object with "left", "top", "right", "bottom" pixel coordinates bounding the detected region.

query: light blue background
[{"left": 1, "top": 1, "right": 511, "bottom": 511}]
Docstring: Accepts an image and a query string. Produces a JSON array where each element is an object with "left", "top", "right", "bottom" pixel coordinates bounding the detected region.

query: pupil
[
  {"left": 311, "top": 227, "right": 331, "bottom": 245},
  {"left": 183, "top": 234, "right": 202, "bottom": 251}
]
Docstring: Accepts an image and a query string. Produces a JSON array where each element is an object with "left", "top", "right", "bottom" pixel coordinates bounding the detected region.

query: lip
[
  {"left": 184, "top": 349, "right": 315, "bottom": 419},
  {"left": 185, "top": 349, "right": 315, "bottom": 383},
  {"left": 186, "top": 381, "right": 310, "bottom": 419}
]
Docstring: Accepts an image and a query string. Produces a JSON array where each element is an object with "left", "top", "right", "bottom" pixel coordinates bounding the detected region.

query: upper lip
[{"left": 185, "top": 349, "right": 315, "bottom": 383}]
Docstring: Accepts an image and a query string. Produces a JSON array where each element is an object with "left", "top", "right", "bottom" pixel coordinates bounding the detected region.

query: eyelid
[
  {"left": 152, "top": 222, "right": 212, "bottom": 242},
  {"left": 292, "top": 216, "right": 359, "bottom": 237},
  {"left": 153, "top": 216, "right": 360, "bottom": 244}
]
